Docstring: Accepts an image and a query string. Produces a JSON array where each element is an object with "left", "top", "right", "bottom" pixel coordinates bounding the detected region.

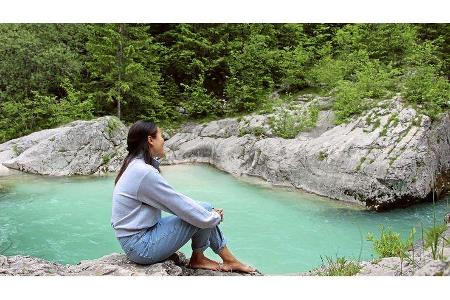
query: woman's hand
[{"left": 213, "top": 208, "right": 224, "bottom": 222}]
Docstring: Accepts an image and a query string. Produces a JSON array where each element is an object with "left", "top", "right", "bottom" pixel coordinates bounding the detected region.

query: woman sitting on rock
[{"left": 111, "top": 120, "right": 256, "bottom": 273}]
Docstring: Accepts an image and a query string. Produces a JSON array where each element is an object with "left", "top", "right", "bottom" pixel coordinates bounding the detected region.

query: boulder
[{"left": 0, "top": 116, "right": 127, "bottom": 176}]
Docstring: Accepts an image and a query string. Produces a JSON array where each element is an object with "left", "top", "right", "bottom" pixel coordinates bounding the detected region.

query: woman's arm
[{"left": 137, "top": 170, "right": 221, "bottom": 229}]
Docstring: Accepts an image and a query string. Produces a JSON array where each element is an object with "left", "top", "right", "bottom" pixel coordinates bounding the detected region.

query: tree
[{"left": 85, "top": 24, "right": 163, "bottom": 121}]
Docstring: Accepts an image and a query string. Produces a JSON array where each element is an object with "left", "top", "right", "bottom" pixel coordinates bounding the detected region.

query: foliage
[
  {"left": 180, "top": 76, "right": 222, "bottom": 117},
  {"left": 0, "top": 23, "right": 448, "bottom": 143},
  {"left": 424, "top": 222, "right": 448, "bottom": 260},
  {"left": 85, "top": 24, "right": 163, "bottom": 122},
  {"left": 269, "top": 100, "right": 320, "bottom": 138},
  {"left": 315, "top": 256, "right": 361, "bottom": 276},
  {"left": 367, "top": 225, "right": 416, "bottom": 258}
]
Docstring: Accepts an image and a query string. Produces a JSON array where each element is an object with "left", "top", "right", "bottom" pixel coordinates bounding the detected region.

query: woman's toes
[{"left": 222, "top": 261, "right": 256, "bottom": 273}]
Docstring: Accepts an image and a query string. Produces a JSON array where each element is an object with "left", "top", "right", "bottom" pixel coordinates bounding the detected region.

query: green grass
[
  {"left": 367, "top": 225, "right": 415, "bottom": 258},
  {"left": 315, "top": 256, "right": 361, "bottom": 276},
  {"left": 424, "top": 186, "right": 449, "bottom": 260}
]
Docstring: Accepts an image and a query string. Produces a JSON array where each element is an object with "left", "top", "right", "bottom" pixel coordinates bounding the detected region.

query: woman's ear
[{"left": 147, "top": 135, "right": 153, "bottom": 146}]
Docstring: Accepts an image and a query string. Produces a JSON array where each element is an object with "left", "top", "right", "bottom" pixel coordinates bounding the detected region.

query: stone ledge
[{"left": 0, "top": 251, "right": 263, "bottom": 276}]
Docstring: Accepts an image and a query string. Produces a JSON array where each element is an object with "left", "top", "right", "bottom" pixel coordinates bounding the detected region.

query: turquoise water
[{"left": 0, "top": 163, "right": 448, "bottom": 274}]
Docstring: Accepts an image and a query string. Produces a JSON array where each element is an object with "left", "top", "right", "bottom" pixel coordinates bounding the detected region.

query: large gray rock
[
  {"left": 163, "top": 96, "right": 450, "bottom": 210},
  {"left": 0, "top": 251, "right": 262, "bottom": 276},
  {"left": 0, "top": 116, "right": 127, "bottom": 176}
]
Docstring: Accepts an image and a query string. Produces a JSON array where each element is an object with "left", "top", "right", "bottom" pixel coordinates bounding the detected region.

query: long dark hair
[{"left": 115, "top": 120, "right": 161, "bottom": 185}]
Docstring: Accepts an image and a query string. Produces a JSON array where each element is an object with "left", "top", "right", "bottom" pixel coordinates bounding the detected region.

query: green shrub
[
  {"left": 424, "top": 222, "right": 448, "bottom": 260},
  {"left": 181, "top": 77, "right": 222, "bottom": 118},
  {"left": 101, "top": 153, "right": 113, "bottom": 165},
  {"left": 315, "top": 256, "right": 361, "bottom": 276},
  {"left": 107, "top": 117, "right": 121, "bottom": 135},
  {"left": 402, "top": 66, "right": 450, "bottom": 119},
  {"left": 269, "top": 100, "right": 320, "bottom": 138},
  {"left": 367, "top": 225, "right": 415, "bottom": 258},
  {"left": 332, "top": 60, "right": 398, "bottom": 125}
]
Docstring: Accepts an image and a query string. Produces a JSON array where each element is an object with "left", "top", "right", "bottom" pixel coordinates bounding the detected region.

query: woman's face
[{"left": 147, "top": 127, "right": 165, "bottom": 158}]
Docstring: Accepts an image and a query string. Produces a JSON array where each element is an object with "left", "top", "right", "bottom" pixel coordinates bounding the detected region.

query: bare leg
[
  {"left": 217, "top": 246, "right": 256, "bottom": 273},
  {"left": 188, "top": 250, "right": 223, "bottom": 271}
]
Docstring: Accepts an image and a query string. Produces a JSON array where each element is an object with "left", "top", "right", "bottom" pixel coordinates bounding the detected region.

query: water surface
[{"left": 0, "top": 163, "right": 448, "bottom": 274}]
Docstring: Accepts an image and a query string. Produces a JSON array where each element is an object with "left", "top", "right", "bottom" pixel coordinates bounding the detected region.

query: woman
[{"left": 111, "top": 120, "right": 256, "bottom": 273}]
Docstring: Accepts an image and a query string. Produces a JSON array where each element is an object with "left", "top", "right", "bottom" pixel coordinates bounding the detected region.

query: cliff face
[
  {"left": 0, "top": 96, "right": 449, "bottom": 210},
  {"left": 163, "top": 97, "right": 450, "bottom": 211}
]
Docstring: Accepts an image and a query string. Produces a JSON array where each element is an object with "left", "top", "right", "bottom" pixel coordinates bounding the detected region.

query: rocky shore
[
  {"left": 162, "top": 96, "right": 450, "bottom": 211},
  {"left": 2, "top": 95, "right": 447, "bottom": 210},
  {"left": 2, "top": 221, "right": 448, "bottom": 276},
  {"left": 0, "top": 251, "right": 261, "bottom": 276}
]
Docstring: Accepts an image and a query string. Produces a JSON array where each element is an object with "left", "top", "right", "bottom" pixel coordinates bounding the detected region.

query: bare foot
[
  {"left": 221, "top": 260, "right": 257, "bottom": 273},
  {"left": 188, "top": 255, "right": 222, "bottom": 271}
]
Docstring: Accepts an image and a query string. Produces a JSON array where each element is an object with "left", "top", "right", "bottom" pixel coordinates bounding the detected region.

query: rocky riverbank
[
  {"left": 0, "top": 251, "right": 261, "bottom": 276},
  {"left": 0, "top": 95, "right": 449, "bottom": 210},
  {"left": 2, "top": 221, "right": 448, "bottom": 276},
  {"left": 162, "top": 96, "right": 450, "bottom": 211}
]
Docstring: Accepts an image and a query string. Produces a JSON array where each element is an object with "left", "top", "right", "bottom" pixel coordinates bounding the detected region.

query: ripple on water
[{"left": 0, "top": 165, "right": 449, "bottom": 274}]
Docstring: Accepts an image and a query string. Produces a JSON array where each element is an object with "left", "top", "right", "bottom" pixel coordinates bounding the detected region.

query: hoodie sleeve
[{"left": 137, "top": 170, "right": 221, "bottom": 229}]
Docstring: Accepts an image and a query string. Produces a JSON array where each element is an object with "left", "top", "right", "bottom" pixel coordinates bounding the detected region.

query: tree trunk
[{"left": 117, "top": 23, "right": 124, "bottom": 120}]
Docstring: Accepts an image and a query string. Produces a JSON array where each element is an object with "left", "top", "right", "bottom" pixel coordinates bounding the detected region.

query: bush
[
  {"left": 269, "top": 100, "right": 320, "bottom": 138},
  {"left": 181, "top": 77, "right": 222, "bottom": 117},
  {"left": 0, "top": 82, "right": 93, "bottom": 143},
  {"left": 402, "top": 66, "right": 450, "bottom": 119},
  {"left": 332, "top": 60, "right": 398, "bottom": 124},
  {"left": 315, "top": 256, "right": 361, "bottom": 276},
  {"left": 367, "top": 225, "right": 415, "bottom": 258},
  {"left": 424, "top": 222, "right": 448, "bottom": 260}
]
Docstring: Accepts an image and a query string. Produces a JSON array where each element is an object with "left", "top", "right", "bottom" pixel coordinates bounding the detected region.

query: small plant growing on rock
[
  {"left": 102, "top": 153, "right": 113, "bottom": 165},
  {"left": 424, "top": 223, "right": 448, "bottom": 260},
  {"left": 367, "top": 225, "right": 415, "bottom": 258},
  {"left": 251, "top": 126, "right": 266, "bottom": 137},
  {"left": 371, "top": 118, "right": 381, "bottom": 130},
  {"left": 317, "top": 151, "right": 328, "bottom": 161},
  {"left": 367, "top": 225, "right": 416, "bottom": 275},
  {"left": 315, "top": 256, "right": 361, "bottom": 276},
  {"left": 107, "top": 117, "right": 121, "bottom": 135},
  {"left": 11, "top": 144, "right": 21, "bottom": 157},
  {"left": 411, "top": 115, "right": 423, "bottom": 127},
  {"left": 424, "top": 186, "right": 449, "bottom": 260},
  {"left": 355, "top": 157, "right": 366, "bottom": 171}
]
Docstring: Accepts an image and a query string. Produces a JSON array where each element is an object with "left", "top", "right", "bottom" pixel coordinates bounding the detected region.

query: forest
[{"left": 0, "top": 23, "right": 448, "bottom": 143}]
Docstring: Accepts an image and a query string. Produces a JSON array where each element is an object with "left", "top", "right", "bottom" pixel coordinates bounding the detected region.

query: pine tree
[{"left": 85, "top": 24, "right": 163, "bottom": 121}]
